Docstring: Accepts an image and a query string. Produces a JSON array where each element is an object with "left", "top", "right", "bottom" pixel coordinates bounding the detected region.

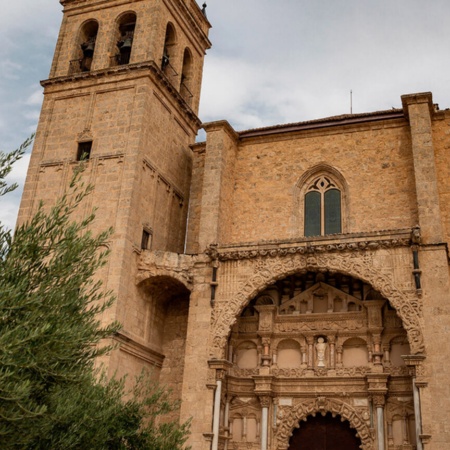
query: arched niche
[
  {"left": 390, "top": 335, "right": 411, "bottom": 366},
  {"left": 247, "top": 415, "right": 258, "bottom": 442},
  {"left": 231, "top": 415, "right": 243, "bottom": 442},
  {"left": 342, "top": 337, "right": 368, "bottom": 367},
  {"left": 277, "top": 339, "right": 302, "bottom": 368},
  {"left": 235, "top": 341, "right": 258, "bottom": 369}
]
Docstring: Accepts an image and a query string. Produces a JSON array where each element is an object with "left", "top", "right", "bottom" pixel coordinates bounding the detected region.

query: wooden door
[{"left": 288, "top": 413, "right": 361, "bottom": 450}]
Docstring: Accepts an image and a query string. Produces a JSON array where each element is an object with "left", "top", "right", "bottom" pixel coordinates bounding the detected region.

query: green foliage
[
  {"left": 0, "top": 135, "right": 33, "bottom": 198},
  {"left": 0, "top": 143, "right": 190, "bottom": 449}
]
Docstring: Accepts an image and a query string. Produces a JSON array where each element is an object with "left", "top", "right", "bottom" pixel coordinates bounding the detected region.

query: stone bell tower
[{"left": 18, "top": 0, "right": 211, "bottom": 379}]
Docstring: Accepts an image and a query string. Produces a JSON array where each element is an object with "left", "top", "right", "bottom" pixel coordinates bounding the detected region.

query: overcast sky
[{"left": 1, "top": 0, "right": 450, "bottom": 229}]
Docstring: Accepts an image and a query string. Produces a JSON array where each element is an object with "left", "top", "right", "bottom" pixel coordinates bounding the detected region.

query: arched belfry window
[
  {"left": 305, "top": 176, "right": 342, "bottom": 236},
  {"left": 295, "top": 164, "right": 347, "bottom": 238},
  {"left": 70, "top": 20, "right": 99, "bottom": 74},
  {"left": 180, "top": 48, "right": 193, "bottom": 105},
  {"left": 162, "top": 23, "right": 177, "bottom": 78},
  {"left": 112, "top": 12, "right": 136, "bottom": 66}
]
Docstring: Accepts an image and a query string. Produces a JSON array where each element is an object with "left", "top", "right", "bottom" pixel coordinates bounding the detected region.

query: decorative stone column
[
  {"left": 383, "top": 344, "right": 390, "bottom": 367},
  {"left": 306, "top": 336, "right": 314, "bottom": 370},
  {"left": 336, "top": 345, "right": 343, "bottom": 368},
  {"left": 387, "top": 420, "right": 394, "bottom": 447},
  {"left": 208, "top": 359, "right": 232, "bottom": 450},
  {"left": 259, "top": 396, "right": 271, "bottom": 450},
  {"left": 300, "top": 344, "right": 307, "bottom": 368},
  {"left": 261, "top": 337, "right": 271, "bottom": 367},
  {"left": 365, "top": 300, "right": 385, "bottom": 370},
  {"left": 367, "top": 373, "right": 389, "bottom": 450},
  {"left": 255, "top": 305, "right": 276, "bottom": 371},
  {"left": 223, "top": 396, "right": 231, "bottom": 450},
  {"left": 253, "top": 375, "right": 273, "bottom": 450},
  {"left": 328, "top": 335, "right": 336, "bottom": 369},
  {"left": 373, "top": 395, "right": 386, "bottom": 450},
  {"left": 404, "top": 355, "right": 427, "bottom": 450},
  {"left": 372, "top": 334, "right": 383, "bottom": 367}
]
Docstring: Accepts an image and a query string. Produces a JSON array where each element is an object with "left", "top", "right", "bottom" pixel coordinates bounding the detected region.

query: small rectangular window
[
  {"left": 77, "top": 141, "right": 92, "bottom": 161},
  {"left": 141, "top": 229, "right": 152, "bottom": 250}
]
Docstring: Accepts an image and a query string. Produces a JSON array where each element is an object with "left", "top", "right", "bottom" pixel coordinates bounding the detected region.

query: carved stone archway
[
  {"left": 211, "top": 252, "right": 424, "bottom": 357},
  {"left": 275, "top": 397, "right": 374, "bottom": 450}
]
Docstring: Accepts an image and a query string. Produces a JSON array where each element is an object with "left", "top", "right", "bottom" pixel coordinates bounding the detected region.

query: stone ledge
[{"left": 215, "top": 229, "right": 414, "bottom": 261}]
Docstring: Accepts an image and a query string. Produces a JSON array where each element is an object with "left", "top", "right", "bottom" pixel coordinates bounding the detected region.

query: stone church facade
[{"left": 18, "top": 1, "right": 450, "bottom": 450}]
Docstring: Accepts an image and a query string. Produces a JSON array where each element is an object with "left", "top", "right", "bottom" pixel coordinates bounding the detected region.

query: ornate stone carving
[
  {"left": 136, "top": 251, "right": 195, "bottom": 289},
  {"left": 230, "top": 368, "right": 259, "bottom": 378},
  {"left": 217, "top": 238, "right": 410, "bottom": 262},
  {"left": 387, "top": 366, "right": 410, "bottom": 376},
  {"left": 335, "top": 366, "right": 370, "bottom": 377},
  {"left": 271, "top": 368, "right": 306, "bottom": 378},
  {"left": 277, "top": 318, "right": 365, "bottom": 332},
  {"left": 372, "top": 395, "right": 386, "bottom": 408},
  {"left": 211, "top": 253, "right": 424, "bottom": 358},
  {"left": 275, "top": 397, "right": 374, "bottom": 450}
]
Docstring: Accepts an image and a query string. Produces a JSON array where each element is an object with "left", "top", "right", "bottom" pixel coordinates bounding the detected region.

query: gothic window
[
  {"left": 70, "top": 20, "right": 98, "bottom": 74},
  {"left": 304, "top": 175, "right": 342, "bottom": 236},
  {"left": 112, "top": 12, "right": 137, "bottom": 66}
]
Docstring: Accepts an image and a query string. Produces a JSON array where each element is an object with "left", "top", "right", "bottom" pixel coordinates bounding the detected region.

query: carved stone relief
[{"left": 211, "top": 252, "right": 424, "bottom": 357}]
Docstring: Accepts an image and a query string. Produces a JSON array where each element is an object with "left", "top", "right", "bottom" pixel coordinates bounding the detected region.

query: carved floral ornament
[
  {"left": 211, "top": 252, "right": 425, "bottom": 357},
  {"left": 215, "top": 237, "right": 410, "bottom": 262},
  {"left": 275, "top": 397, "right": 374, "bottom": 450}
]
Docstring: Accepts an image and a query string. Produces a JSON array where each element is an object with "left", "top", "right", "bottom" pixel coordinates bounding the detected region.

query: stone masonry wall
[
  {"left": 232, "top": 121, "right": 417, "bottom": 244},
  {"left": 431, "top": 110, "right": 450, "bottom": 245}
]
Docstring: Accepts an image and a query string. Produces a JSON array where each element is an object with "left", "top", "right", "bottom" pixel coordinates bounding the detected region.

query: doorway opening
[{"left": 288, "top": 413, "right": 361, "bottom": 450}]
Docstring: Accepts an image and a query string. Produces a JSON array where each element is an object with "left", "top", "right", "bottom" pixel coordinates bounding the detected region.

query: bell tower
[{"left": 18, "top": 0, "right": 211, "bottom": 380}]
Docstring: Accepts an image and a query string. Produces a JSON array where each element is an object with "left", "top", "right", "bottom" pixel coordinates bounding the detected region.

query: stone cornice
[
  {"left": 214, "top": 229, "right": 413, "bottom": 261},
  {"left": 40, "top": 60, "right": 202, "bottom": 129},
  {"left": 164, "top": 0, "right": 212, "bottom": 49}
]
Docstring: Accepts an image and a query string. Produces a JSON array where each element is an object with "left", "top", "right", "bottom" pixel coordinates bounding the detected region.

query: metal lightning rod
[{"left": 350, "top": 90, "right": 353, "bottom": 114}]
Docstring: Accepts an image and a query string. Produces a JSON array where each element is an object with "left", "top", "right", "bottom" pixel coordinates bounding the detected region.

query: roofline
[{"left": 238, "top": 109, "right": 405, "bottom": 139}]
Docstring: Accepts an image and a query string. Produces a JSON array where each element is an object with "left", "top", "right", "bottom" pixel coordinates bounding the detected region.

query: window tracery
[
  {"left": 294, "top": 164, "right": 348, "bottom": 238},
  {"left": 305, "top": 175, "right": 342, "bottom": 236}
]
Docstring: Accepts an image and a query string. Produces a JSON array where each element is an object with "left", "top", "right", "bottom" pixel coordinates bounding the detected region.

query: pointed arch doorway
[{"left": 288, "top": 413, "right": 361, "bottom": 450}]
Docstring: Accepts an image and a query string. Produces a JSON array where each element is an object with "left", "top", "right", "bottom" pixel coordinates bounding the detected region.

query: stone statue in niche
[{"left": 315, "top": 337, "right": 327, "bottom": 367}]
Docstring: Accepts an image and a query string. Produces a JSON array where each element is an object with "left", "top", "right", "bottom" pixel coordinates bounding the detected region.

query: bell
[
  {"left": 81, "top": 40, "right": 95, "bottom": 58},
  {"left": 119, "top": 37, "right": 133, "bottom": 52}
]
